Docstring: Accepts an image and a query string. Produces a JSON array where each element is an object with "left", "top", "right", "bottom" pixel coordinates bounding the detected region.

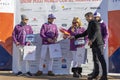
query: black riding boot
[
  {"left": 77, "top": 67, "right": 82, "bottom": 77},
  {"left": 72, "top": 67, "right": 79, "bottom": 78}
]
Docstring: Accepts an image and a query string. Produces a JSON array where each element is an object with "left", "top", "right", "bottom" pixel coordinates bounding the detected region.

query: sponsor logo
[
  {"left": 29, "top": 17, "right": 39, "bottom": 26},
  {"left": 0, "top": 2, "right": 10, "bottom": 11},
  {"left": 32, "top": 18, "right": 38, "bottom": 22},
  {"left": 63, "top": 7, "right": 71, "bottom": 11},
  {"left": 74, "top": 7, "right": 88, "bottom": 10},
  {"left": 90, "top": 7, "right": 100, "bottom": 9},
  {"left": 61, "top": 23, "right": 67, "bottom": 27},
  {"left": 0, "top": 2, "right": 9, "bottom": 6},
  {"left": 61, "top": 64, "right": 67, "bottom": 68},
  {"left": 51, "top": 4, "right": 56, "bottom": 10},
  {"left": 61, "top": 5, "right": 72, "bottom": 11},
  {"left": 30, "top": 17, "right": 39, "bottom": 23},
  {"left": 20, "top": 8, "right": 32, "bottom": 12},
  {"left": 53, "top": 59, "right": 59, "bottom": 62},
  {"left": 49, "top": 4, "right": 58, "bottom": 12},
  {"left": 30, "top": 65, "right": 37, "bottom": 67}
]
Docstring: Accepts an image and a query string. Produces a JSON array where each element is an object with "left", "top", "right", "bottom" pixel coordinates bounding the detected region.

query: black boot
[
  {"left": 88, "top": 72, "right": 93, "bottom": 76},
  {"left": 99, "top": 76, "right": 108, "bottom": 80},
  {"left": 88, "top": 70, "right": 99, "bottom": 77},
  {"left": 77, "top": 67, "right": 82, "bottom": 77},
  {"left": 72, "top": 67, "right": 79, "bottom": 78},
  {"left": 87, "top": 72, "right": 99, "bottom": 80},
  {"left": 88, "top": 70, "right": 95, "bottom": 76}
]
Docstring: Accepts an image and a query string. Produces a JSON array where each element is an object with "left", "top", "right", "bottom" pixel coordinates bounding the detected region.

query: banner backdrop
[
  {"left": 13, "top": 0, "right": 108, "bottom": 74},
  {"left": 108, "top": 0, "right": 120, "bottom": 73},
  {"left": 0, "top": 0, "right": 14, "bottom": 70}
]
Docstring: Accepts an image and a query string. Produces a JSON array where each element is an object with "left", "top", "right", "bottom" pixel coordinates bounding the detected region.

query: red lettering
[
  {"left": 33, "top": 0, "right": 43, "bottom": 3},
  {"left": 20, "top": 0, "right": 32, "bottom": 3}
]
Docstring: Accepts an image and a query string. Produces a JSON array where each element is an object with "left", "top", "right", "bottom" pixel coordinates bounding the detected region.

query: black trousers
[{"left": 91, "top": 45, "right": 107, "bottom": 76}]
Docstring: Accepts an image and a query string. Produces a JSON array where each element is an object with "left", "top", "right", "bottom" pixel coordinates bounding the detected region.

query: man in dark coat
[{"left": 70, "top": 12, "right": 107, "bottom": 80}]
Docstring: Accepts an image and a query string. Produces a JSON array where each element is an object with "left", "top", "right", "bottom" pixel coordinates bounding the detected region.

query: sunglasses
[{"left": 72, "top": 22, "right": 78, "bottom": 24}]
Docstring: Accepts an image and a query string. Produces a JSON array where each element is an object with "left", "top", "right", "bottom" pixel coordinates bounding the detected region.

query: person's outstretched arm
[{"left": 75, "top": 30, "right": 88, "bottom": 39}]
